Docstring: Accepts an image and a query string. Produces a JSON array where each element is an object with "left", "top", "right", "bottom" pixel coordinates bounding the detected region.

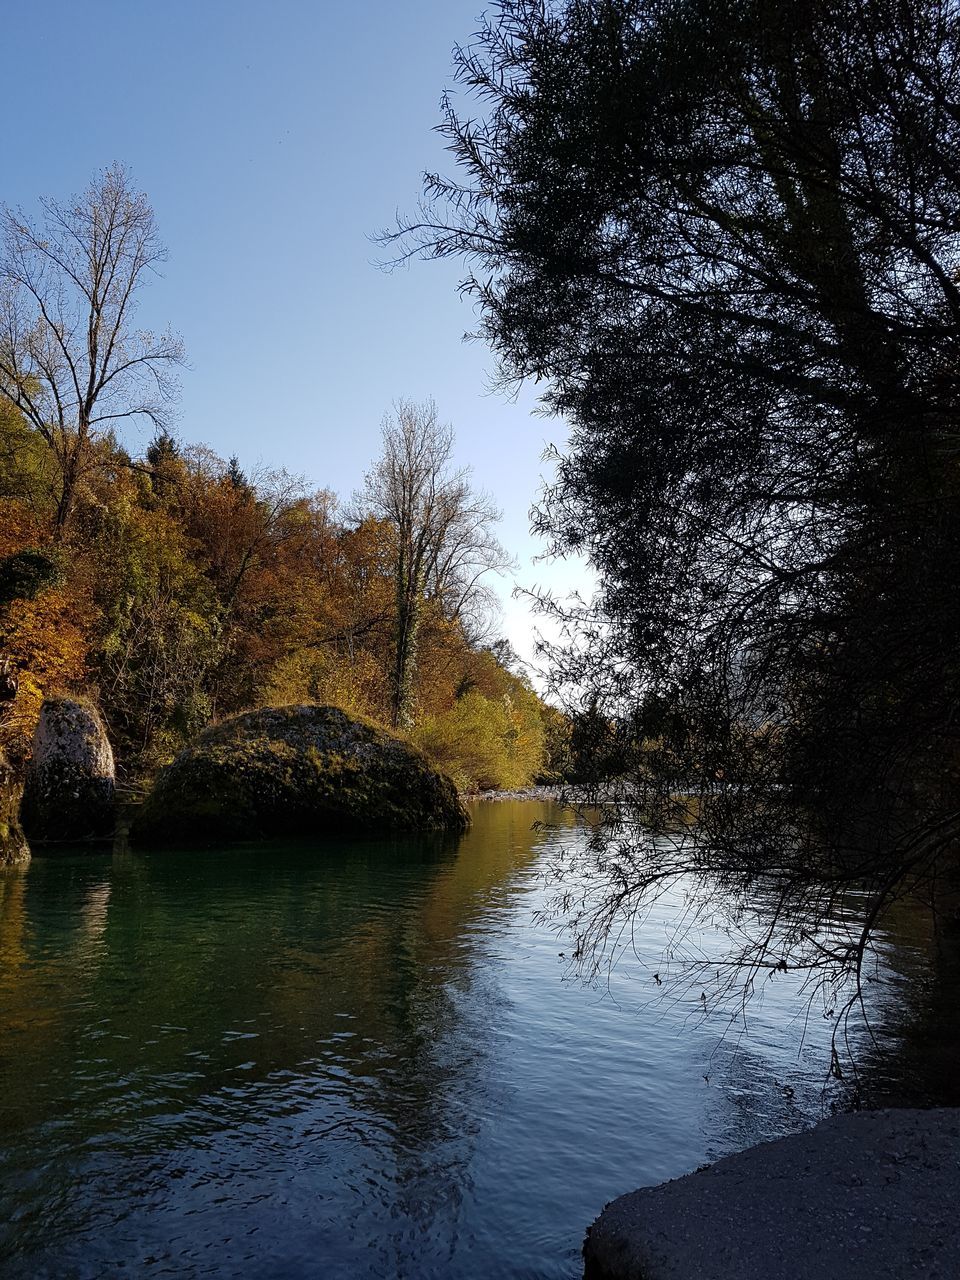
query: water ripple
[{"left": 0, "top": 801, "right": 942, "bottom": 1279}]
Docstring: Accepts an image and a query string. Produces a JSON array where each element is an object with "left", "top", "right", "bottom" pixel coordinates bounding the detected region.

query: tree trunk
[
  {"left": 52, "top": 439, "right": 83, "bottom": 543},
  {"left": 391, "top": 551, "right": 423, "bottom": 731}
]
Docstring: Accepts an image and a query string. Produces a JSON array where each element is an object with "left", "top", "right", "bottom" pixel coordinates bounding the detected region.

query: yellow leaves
[
  {"left": 0, "top": 500, "right": 44, "bottom": 558},
  {"left": 3, "top": 587, "right": 91, "bottom": 688},
  {"left": 412, "top": 685, "right": 546, "bottom": 792},
  {"left": 0, "top": 501, "right": 95, "bottom": 750},
  {"left": 0, "top": 587, "right": 93, "bottom": 753},
  {"left": 264, "top": 648, "right": 389, "bottom": 724},
  {"left": 0, "top": 424, "right": 553, "bottom": 792}
]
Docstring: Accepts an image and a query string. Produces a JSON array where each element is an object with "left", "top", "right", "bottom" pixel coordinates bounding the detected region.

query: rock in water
[
  {"left": 133, "top": 704, "right": 469, "bottom": 845},
  {"left": 22, "top": 697, "right": 116, "bottom": 843},
  {"left": 582, "top": 1108, "right": 960, "bottom": 1280},
  {"left": 0, "top": 749, "right": 29, "bottom": 866}
]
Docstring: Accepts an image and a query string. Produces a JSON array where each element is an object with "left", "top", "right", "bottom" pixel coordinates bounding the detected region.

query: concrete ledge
[{"left": 583, "top": 1108, "right": 960, "bottom": 1279}]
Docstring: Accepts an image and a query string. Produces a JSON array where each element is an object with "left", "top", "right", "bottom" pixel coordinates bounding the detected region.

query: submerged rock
[
  {"left": 133, "top": 704, "right": 469, "bottom": 845},
  {"left": 0, "top": 749, "right": 29, "bottom": 866},
  {"left": 21, "top": 697, "right": 116, "bottom": 843}
]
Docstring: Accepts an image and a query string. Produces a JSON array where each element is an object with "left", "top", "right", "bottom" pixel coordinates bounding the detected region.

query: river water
[{"left": 0, "top": 800, "right": 946, "bottom": 1279}]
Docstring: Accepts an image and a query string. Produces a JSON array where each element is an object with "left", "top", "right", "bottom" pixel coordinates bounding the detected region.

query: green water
[{"left": 0, "top": 801, "right": 938, "bottom": 1278}]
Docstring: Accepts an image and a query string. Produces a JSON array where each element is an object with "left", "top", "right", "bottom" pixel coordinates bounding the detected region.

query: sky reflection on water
[{"left": 0, "top": 800, "right": 941, "bottom": 1279}]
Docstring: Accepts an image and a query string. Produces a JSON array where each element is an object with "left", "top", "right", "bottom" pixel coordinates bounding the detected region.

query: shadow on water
[
  {"left": 845, "top": 896, "right": 960, "bottom": 1110},
  {"left": 0, "top": 799, "right": 956, "bottom": 1279},
  {"left": 0, "top": 803, "right": 581, "bottom": 1278}
]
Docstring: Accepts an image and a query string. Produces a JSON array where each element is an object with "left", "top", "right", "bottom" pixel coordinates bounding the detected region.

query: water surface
[{"left": 0, "top": 801, "right": 938, "bottom": 1278}]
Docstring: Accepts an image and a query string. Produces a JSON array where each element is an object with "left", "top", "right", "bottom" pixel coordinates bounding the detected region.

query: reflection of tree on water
[
  {"left": 847, "top": 899, "right": 960, "bottom": 1110},
  {"left": 259, "top": 802, "right": 575, "bottom": 1276},
  {"left": 543, "top": 813, "right": 960, "bottom": 1098},
  {"left": 0, "top": 867, "right": 27, "bottom": 975},
  {"left": 541, "top": 818, "right": 960, "bottom": 1150},
  {"left": 3, "top": 804, "right": 954, "bottom": 1276},
  {"left": 0, "top": 803, "right": 570, "bottom": 1275},
  {"left": 0, "top": 864, "right": 112, "bottom": 1125}
]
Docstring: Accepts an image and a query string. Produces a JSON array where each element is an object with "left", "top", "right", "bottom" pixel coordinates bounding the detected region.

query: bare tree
[
  {"left": 0, "top": 165, "right": 184, "bottom": 539},
  {"left": 360, "top": 399, "right": 513, "bottom": 729}
]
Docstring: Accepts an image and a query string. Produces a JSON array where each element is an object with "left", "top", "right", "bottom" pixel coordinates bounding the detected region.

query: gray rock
[
  {"left": 0, "top": 748, "right": 29, "bottom": 866},
  {"left": 583, "top": 1107, "right": 960, "bottom": 1280},
  {"left": 21, "top": 697, "right": 116, "bottom": 842},
  {"left": 132, "top": 704, "right": 470, "bottom": 845}
]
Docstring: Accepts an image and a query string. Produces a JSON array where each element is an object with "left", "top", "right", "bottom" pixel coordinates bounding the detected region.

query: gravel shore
[{"left": 583, "top": 1108, "right": 960, "bottom": 1280}]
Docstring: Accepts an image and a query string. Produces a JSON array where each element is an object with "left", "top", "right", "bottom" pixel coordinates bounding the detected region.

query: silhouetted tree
[{"left": 391, "top": 0, "right": 960, "bottom": 1053}]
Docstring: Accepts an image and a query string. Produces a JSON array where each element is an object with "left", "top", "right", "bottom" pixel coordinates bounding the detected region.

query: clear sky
[{"left": 3, "top": 0, "right": 591, "bottom": 672}]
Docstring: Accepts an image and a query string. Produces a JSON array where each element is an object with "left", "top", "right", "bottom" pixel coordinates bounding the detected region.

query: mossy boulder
[
  {"left": 0, "top": 749, "right": 29, "bottom": 867},
  {"left": 21, "top": 697, "right": 116, "bottom": 843},
  {"left": 132, "top": 704, "right": 469, "bottom": 845}
]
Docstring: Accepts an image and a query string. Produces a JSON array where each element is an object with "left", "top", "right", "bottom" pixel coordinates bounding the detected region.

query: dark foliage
[
  {"left": 0, "top": 549, "right": 63, "bottom": 608},
  {"left": 391, "top": 0, "right": 960, "bottom": 1060}
]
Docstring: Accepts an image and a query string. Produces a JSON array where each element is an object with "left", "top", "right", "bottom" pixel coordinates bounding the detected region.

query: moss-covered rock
[
  {"left": 0, "top": 749, "right": 29, "bottom": 867},
  {"left": 132, "top": 704, "right": 469, "bottom": 845},
  {"left": 21, "top": 697, "right": 116, "bottom": 843}
]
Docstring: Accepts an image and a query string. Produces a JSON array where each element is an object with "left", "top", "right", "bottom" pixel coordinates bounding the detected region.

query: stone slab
[{"left": 583, "top": 1108, "right": 960, "bottom": 1279}]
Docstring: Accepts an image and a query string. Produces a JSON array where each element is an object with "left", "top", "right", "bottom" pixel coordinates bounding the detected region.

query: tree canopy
[
  {"left": 393, "top": 0, "right": 960, "bottom": 1053},
  {"left": 0, "top": 368, "right": 553, "bottom": 793}
]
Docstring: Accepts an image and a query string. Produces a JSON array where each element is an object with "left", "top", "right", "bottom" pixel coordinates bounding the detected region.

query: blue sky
[{"left": 4, "top": 0, "right": 590, "bottom": 671}]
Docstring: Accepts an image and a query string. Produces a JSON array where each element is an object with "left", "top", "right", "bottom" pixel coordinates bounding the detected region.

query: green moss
[{"left": 133, "top": 704, "right": 468, "bottom": 847}]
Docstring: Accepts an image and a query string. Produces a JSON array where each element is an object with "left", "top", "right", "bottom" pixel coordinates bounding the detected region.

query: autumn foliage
[{"left": 0, "top": 409, "right": 555, "bottom": 790}]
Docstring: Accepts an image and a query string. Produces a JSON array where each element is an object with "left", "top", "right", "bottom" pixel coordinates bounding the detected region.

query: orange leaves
[
  {"left": 0, "top": 500, "right": 44, "bottom": 560},
  {"left": 3, "top": 588, "right": 89, "bottom": 688},
  {"left": 0, "top": 585, "right": 93, "bottom": 753},
  {"left": 0, "top": 426, "right": 550, "bottom": 789}
]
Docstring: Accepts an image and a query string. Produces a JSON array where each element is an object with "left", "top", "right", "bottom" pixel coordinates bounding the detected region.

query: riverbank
[
  {"left": 583, "top": 1108, "right": 960, "bottom": 1280},
  {"left": 464, "top": 785, "right": 565, "bottom": 803}
]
